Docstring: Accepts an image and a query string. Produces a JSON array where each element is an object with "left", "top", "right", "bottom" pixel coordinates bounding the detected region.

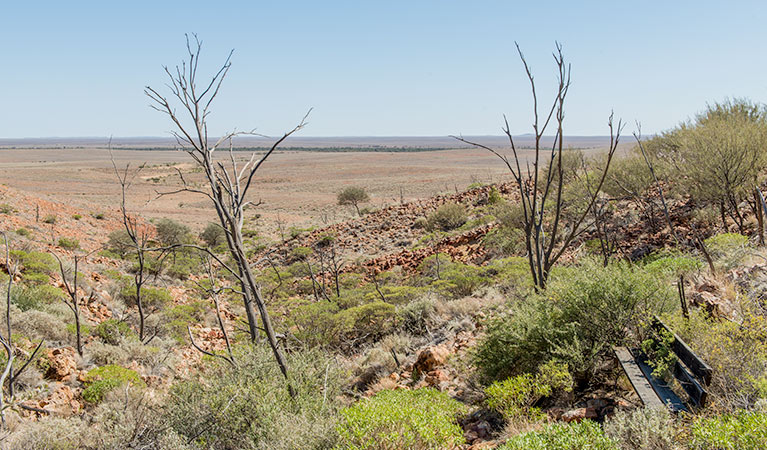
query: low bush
[
  {"left": 486, "top": 361, "right": 573, "bottom": 422},
  {"left": 119, "top": 285, "right": 172, "bottom": 311},
  {"left": 473, "top": 259, "right": 673, "bottom": 381},
  {"left": 200, "top": 222, "right": 226, "bottom": 248},
  {"left": 642, "top": 251, "right": 702, "bottom": 280},
  {"left": 604, "top": 407, "right": 678, "bottom": 450},
  {"left": 106, "top": 229, "right": 134, "bottom": 259},
  {"left": 704, "top": 233, "right": 750, "bottom": 270},
  {"left": 154, "top": 218, "right": 193, "bottom": 246},
  {"left": 664, "top": 309, "right": 767, "bottom": 411},
  {"left": 42, "top": 214, "right": 56, "bottom": 224},
  {"left": 166, "top": 344, "right": 341, "bottom": 449},
  {"left": 13, "top": 308, "right": 69, "bottom": 342},
  {"left": 10, "top": 284, "right": 66, "bottom": 311},
  {"left": 92, "top": 319, "right": 136, "bottom": 345},
  {"left": 162, "top": 302, "right": 207, "bottom": 343},
  {"left": 413, "top": 216, "right": 428, "bottom": 229},
  {"left": 336, "top": 388, "right": 466, "bottom": 450},
  {"left": 6, "top": 417, "right": 90, "bottom": 450},
  {"left": 57, "top": 237, "right": 80, "bottom": 250},
  {"left": 689, "top": 410, "right": 767, "bottom": 450},
  {"left": 15, "top": 228, "right": 30, "bottom": 237},
  {"left": 426, "top": 203, "right": 467, "bottom": 232},
  {"left": 82, "top": 364, "right": 145, "bottom": 404},
  {"left": 498, "top": 420, "right": 616, "bottom": 450},
  {"left": 11, "top": 250, "right": 57, "bottom": 276},
  {"left": 397, "top": 297, "right": 438, "bottom": 335},
  {"left": 0, "top": 203, "right": 14, "bottom": 214}
]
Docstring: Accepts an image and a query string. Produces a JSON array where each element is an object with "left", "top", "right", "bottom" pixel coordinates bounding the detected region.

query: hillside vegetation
[{"left": 0, "top": 42, "right": 766, "bottom": 449}]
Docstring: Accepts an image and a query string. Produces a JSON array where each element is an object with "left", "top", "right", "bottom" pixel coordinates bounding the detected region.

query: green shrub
[
  {"left": 486, "top": 361, "right": 573, "bottom": 422},
  {"left": 162, "top": 302, "right": 207, "bottom": 343},
  {"left": 119, "top": 285, "right": 172, "bottom": 311},
  {"left": 106, "top": 229, "right": 134, "bottom": 259},
  {"left": 704, "top": 233, "right": 750, "bottom": 270},
  {"left": 200, "top": 222, "right": 226, "bottom": 248},
  {"left": 82, "top": 365, "right": 145, "bottom": 404},
  {"left": 664, "top": 309, "right": 767, "bottom": 410},
  {"left": 72, "top": 214, "right": 82, "bottom": 220},
  {"left": 364, "top": 285, "right": 426, "bottom": 305},
  {"left": 499, "top": 420, "right": 616, "bottom": 450},
  {"left": 57, "top": 237, "right": 80, "bottom": 250},
  {"left": 397, "top": 298, "right": 437, "bottom": 335},
  {"left": 92, "top": 212, "right": 105, "bottom": 220},
  {"left": 413, "top": 217, "right": 428, "bottom": 229},
  {"left": 426, "top": 203, "right": 467, "bottom": 232},
  {"left": 334, "top": 301, "right": 396, "bottom": 343},
  {"left": 483, "top": 226, "right": 526, "bottom": 257},
  {"left": 690, "top": 411, "right": 767, "bottom": 450},
  {"left": 473, "top": 259, "right": 673, "bottom": 381},
  {"left": 604, "top": 407, "right": 678, "bottom": 450},
  {"left": 164, "top": 250, "right": 200, "bottom": 280},
  {"left": 11, "top": 250, "right": 57, "bottom": 275},
  {"left": 42, "top": 214, "right": 56, "bottom": 224},
  {"left": 0, "top": 203, "right": 14, "bottom": 214},
  {"left": 15, "top": 228, "right": 30, "bottom": 237},
  {"left": 166, "top": 345, "right": 341, "bottom": 449},
  {"left": 337, "top": 186, "right": 370, "bottom": 216},
  {"left": 336, "top": 388, "right": 466, "bottom": 450},
  {"left": 154, "top": 218, "right": 192, "bottom": 246},
  {"left": 10, "top": 285, "right": 66, "bottom": 311},
  {"left": 92, "top": 319, "right": 135, "bottom": 345},
  {"left": 642, "top": 251, "right": 702, "bottom": 280}
]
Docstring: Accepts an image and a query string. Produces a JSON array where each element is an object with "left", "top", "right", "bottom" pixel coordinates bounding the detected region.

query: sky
[{"left": 1, "top": 1, "right": 766, "bottom": 138}]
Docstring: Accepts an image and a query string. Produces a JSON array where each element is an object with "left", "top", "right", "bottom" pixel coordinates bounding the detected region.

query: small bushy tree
[{"left": 337, "top": 186, "right": 370, "bottom": 216}]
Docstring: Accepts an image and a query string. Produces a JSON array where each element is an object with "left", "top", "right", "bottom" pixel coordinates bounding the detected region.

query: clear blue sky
[{"left": 2, "top": 1, "right": 766, "bottom": 138}]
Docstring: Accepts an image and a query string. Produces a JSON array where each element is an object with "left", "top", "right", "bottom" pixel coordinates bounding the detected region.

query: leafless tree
[
  {"left": 52, "top": 251, "right": 88, "bottom": 356},
  {"left": 145, "top": 34, "right": 309, "bottom": 382},
  {"left": 452, "top": 43, "right": 622, "bottom": 289},
  {"left": 110, "top": 149, "right": 155, "bottom": 342},
  {"left": 0, "top": 233, "right": 45, "bottom": 425},
  {"left": 188, "top": 254, "right": 235, "bottom": 366},
  {"left": 0, "top": 232, "right": 15, "bottom": 425},
  {"left": 634, "top": 124, "right": 679, "bottom": 245}
]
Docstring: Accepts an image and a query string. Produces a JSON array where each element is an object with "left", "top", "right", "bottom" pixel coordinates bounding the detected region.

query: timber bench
[{"left": 614, "top": 317, "right": 712, "bottom": 412}]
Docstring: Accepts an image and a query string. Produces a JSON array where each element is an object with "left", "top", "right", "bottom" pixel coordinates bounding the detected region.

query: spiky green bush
[{"left": 336, "top": 388, "right": 466, "bottom": 450}]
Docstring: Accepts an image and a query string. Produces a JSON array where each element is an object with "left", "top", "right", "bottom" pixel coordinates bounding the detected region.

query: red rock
[
  {"left": 45, "top": 347, "right": 77, "bottom": 381},
  {"left": 414, "top": 346, "right": 449, "bottom": 373},
  {"left": 562, "top": 407, "right": 598, "bottom": 423},
  {"left": 425, "top": 369, "right": 449, "bottom": 386}
]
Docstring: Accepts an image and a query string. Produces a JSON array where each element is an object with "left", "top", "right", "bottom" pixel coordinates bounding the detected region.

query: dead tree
[
  {"left": 0, "top": 232, "right": 15, "bottom": 426},
  {"left": 1, "top": 233, "right": 44, "bottom": 424},
  {"left": 634, "top": 124, "right": 679, "bottom": 245},
  {"left": 110, "top": 150, "right": 154, "bottom": 342},
  {"left": 145, "top": 34, "right": 308, "bottom": 382},
  {"left": 53, "top": 252, "right": 86, "bottom": 356},
  {"left": 188, "top": 254, "right": 235, "bottom": 366},
  {"left": 452, "top": 43, "right": 622, "bottom": 289}
]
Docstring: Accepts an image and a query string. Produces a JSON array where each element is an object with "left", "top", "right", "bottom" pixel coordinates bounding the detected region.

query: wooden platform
[{"left": 614, "top": 346, "right": 685, "bottom": 412}]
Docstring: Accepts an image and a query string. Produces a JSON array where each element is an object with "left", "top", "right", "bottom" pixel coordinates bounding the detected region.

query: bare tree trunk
[
  {"left": 146, "top": 35, "right": 310, "bottom": 387},
  {"left": 452, "top": 43, "right": 621, "bottom": 289}
]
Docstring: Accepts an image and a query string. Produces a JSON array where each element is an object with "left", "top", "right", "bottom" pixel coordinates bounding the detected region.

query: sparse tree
[
  {"left": 452, "top": 43, "right": 622, "bottom": 289},
  {"left": 52, "top": 251, "right": 88, "bottom": 356},
  {"left": 145, "top": 34, "right": 309, "bottom": 384},
  {"left": 0, "top": 232, "right": 45, "bottom": 424},
  {"left": 110, "top": 152, "right": 157, "bottom": 343},
  {"left": 337, "top": 186, "right": 370, "bottom": 216},
  {"left": 675, "top": 100, "right": 767, "bottom": 233}
]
